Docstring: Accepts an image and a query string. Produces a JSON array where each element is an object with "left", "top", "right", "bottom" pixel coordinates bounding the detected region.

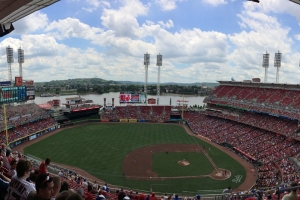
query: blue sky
[{"left": 0, "top": 0, "right": 300, "bottom": 83}]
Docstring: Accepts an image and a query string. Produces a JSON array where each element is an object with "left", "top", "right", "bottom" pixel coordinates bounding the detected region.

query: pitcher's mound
[{"left": 178, "top": 160, "right": 190, "bottom": 166}]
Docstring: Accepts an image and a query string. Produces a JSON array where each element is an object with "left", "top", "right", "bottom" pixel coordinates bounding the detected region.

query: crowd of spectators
[
  {"left": 184, "top": 112, "right": 300, "bottom": 188},
  {"left": 0, "top": 118, "right": 57, "bottom": 145},
  {"left": 100, "top": 106, "right": 171, "bottom": 122},
  {"left": 201, "top": 108, "right": 298, "bottom": 138},
  {"left": 204, "top": 85, "right": 300, "bottom": 120},
  {"left": 0, "top": 103, "right": 57, "bottom": 145},
  {"left": 0, "top": 104, "right": 50, "bottom": 131}
]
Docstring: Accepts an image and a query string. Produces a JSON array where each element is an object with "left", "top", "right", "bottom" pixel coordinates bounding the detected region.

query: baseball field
[{"left": 23, "top": 123, "right": 249, "bottom": 195}]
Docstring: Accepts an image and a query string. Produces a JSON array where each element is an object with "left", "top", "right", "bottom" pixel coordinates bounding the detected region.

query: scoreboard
[
  {"left": 119, "top": 94, "right": 147, "bottom": 104},
  {"left": 0, "top": 86, "right": 34, "bottom": 104}
]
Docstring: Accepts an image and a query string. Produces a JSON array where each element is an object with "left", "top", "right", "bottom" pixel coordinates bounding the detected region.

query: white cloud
[
  {"left": 226, "top": 2, "right": 298, "bottom": 83},
  {"left": 155, "top": 0, "right": 177, "bottom": 11},
  {"left": 295, "top": 34, "right": 300, "bottom": 41},
  {"left": 82, "top": 0, "right": 110, "bottom": 12},
  {"left": 202, "top": 0, "right": 227, "bottom": 6},
  {"left": 243, "top": 0, "right": 300, "bottom": 23},
  {"left": 158, "top": 20, "right": 174, "bottom": 29},
  {"left": 13, "top": 11, "right": 48, "bottom": 34},
  {"left": 100, "top": 0, "right": 148, "bottom": 38},
  {"left": 155, "top": 0, "right": 187, "bottom": 11},
  {"left": 3, "top": 0, "right": 300, "bottom": 84},
  {"left": 45, "top": 18, "right": 103, "bottom": 40}
]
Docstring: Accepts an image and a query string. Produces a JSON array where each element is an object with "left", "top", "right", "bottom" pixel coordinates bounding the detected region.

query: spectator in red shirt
[
  {"left": 84, "top": 184, "right": 94, "bottom": 200},
  {"left": 149, "top": 192, "right": 157, "bottom": 200},
  {"left": 3, "top": 150, "right": 12, "bottom": 169},
  {"left": 139, "top": 193, "right": 146, "bottom": 200},
  {"left": 38, "top": 158, "right": 51, "bottom": 175}
]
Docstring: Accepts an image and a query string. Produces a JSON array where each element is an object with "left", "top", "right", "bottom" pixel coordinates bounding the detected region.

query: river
[{"left": 33, "top": 92, "right": 206, "bottom": 107}]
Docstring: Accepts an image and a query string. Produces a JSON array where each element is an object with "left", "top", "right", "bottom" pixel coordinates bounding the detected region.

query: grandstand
[
  {"left": 183, "top": 81, "right": 300, "bottom": 190},
  {"left": 100, "top": 105, "right": 172, "bottom": 122},
  {"left": 2, "top": 81, "right": 300, "bottom": 199},
  {"left": 0, "top": 103, "right": 57, "bottom": 147}
]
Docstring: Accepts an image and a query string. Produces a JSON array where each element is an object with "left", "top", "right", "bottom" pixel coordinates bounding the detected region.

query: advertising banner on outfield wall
[
  {"left": 101, "top": 119, "right": 109, "bottom": 122},
  {"left": 29, "top": 134, "right": 37, "bottom": 141},
  {"left": 120, "top": 119, "right": 128, "bottom": 122},
  {"left": 129, "top": 119, "right": 137, "bottom": 122},
  {"left": 109, "top": 119, "right": 119, "bottom": 122},
  {"left": 138, "top": 120, "right": 146, "bottom": 122}
]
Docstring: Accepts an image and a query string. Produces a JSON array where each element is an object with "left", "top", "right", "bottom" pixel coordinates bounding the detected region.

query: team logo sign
[{"left": 232, "top": 175, "right": 242, "bottom": 183}]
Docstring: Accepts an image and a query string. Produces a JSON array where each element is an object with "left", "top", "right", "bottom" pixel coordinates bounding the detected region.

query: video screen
[{"left": 120, "top": 94, "right": 145, "bottom": 103}]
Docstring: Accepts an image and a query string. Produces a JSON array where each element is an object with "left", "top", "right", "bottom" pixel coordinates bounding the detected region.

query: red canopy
[{"left": 38, "top": 104, "right": 52, "bottom": 109}]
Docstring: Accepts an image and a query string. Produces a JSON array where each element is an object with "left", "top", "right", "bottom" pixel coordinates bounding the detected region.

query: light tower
[
  {"left": 274, "top": 50, "right": 282, "bottom": 83},
  {"left": 18, "top": 47, "right": 24, "bottom": 78},
  {"left": 156, "top": 54, "right": 162, "bottom": 96},
  {"left": 262, "top": 51, "right": 269, "bottom": 83},
  {"left": 6, "top": 46, "right": 14, "bottom": 83},
  {"left": 144, "top": 53, "right": 150, "bottom": 94},
  {"left": 156, "top": 54, "right": 162, "bottom": 105}
]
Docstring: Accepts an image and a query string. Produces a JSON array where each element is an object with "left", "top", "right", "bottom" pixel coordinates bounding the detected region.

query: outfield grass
[
  {"left": 24, "top": 123, "right": 246, "bottom": 195},
  {"left": 152, "top": 152, "right": 214, "bottom": 177}
]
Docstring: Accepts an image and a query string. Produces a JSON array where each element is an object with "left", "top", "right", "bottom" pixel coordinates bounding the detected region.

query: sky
[{"left": 0, "top": 0, "right": 300, "bottom": 84}]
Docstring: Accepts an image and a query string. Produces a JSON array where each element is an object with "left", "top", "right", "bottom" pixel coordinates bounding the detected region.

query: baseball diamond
[{"left": 16, "top": 123, "right": 256, "bottom": 195}]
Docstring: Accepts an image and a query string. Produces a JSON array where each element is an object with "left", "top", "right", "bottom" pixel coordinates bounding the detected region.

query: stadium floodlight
[
  {"left": 156, "top": 54, "right": 162, "bottom": 97},
  {"left": 144, "top": 53, "right": 150, "bottom": 94},
  {"left": 18, "top": 47, "right": 24, "bottom": 78},
  {"left": 262, "top": 51, "right": 269, "bottom": 83},
  {"left": 6, "top": 46, "right": 13, "bottom": 83},
  {"left": 290, "top": 0, "right": 300, "bottom": 5},
  {"left": 274, "top": 51, "right": 282, "bottom": 83}
]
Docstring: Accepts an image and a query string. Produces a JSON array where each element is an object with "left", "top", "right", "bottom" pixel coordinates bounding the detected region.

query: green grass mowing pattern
[
  {"left": 24, "top": 123, "right": 246, "bottom": 194},
  {"left": 152, "top": 152, "right": 214, "bottom": 177}
]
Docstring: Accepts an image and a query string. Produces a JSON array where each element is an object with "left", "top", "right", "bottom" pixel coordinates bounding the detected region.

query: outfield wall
[{"left": 9, "top": 125, "right": 58, "bottom": 149}]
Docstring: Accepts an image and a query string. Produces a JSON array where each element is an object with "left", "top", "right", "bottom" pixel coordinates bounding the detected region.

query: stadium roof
[
  {"left": 218, "top": 80, "right": 300, "bottom": 90},
  {"left": 0, "top": 0, "right": 59, "bottom": 37},
  {"left": 289, "top": 0, "right": 300, "bottom": 5}
]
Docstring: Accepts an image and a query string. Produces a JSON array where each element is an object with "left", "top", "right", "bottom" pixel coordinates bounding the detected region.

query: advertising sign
[
  {"left": 131, "top": 94, "right": 140, "bottom": 102},
  {"left": 148, "top": 98, "right": 156, "bottom": 104},
  {"left": 24, "top": 80, "right": 34, "bottom": 85},
  {"left": 29, "top": 134, "right": 37, "bottom": 141},
  {"left": 26, "top": 86, "right": 35, "bottom": 100},
  {"left": 17, "top": 86, "right": 26, "bottom": 102},
  {"left": 15, "top": 76, "right": 23, "bottom": 86},
  {"left": 0, "top": 81, "right": 11, "bottom": 86},
  {"left": 0, "top": 87, "right": 18, "bottom": 103},
  {"left": 120, "top": 94, "right": 147, "bottom": 104},
  {"left": 140, "top": 94, "right": 146, "bottom": 104}
]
